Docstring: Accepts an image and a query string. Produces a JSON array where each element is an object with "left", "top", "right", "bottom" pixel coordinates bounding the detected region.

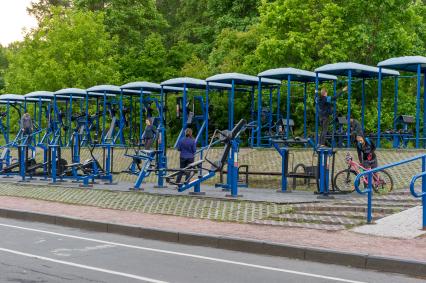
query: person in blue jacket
[{"left": 176, "top": 128, "right": 196, "bottom": 184}]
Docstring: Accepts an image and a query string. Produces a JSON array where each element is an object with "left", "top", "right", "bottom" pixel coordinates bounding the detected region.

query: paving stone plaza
[{"left": 1, "top": 147, "right": 424, "bottom": 234}]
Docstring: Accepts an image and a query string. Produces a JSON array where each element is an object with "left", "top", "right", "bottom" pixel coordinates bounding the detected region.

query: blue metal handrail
[
  {"left": 354, "top": 154, "right": 426, "bottom": 224},
  {"left": 409, "top": 172, "right": 426, "bottom": 230}
]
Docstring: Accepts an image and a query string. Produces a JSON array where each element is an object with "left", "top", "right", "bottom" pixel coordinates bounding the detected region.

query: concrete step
[
  {"left": 372, "top": 195, "right": 420, "bottom": 203},
  {"left": 251, "top": 220, "right": 346, "bottom": 231},
  {"left": 334, "top": 201, "right": 416, "bottom": 209},
  {"left": 299, "top": 210, "right": 387, "bottom": 220},
  {"left": 268, "top": 214, "right": 363, "bottom": 226},
  {"left": 294, "top": 204, "right": 402, "bottom": 214}
]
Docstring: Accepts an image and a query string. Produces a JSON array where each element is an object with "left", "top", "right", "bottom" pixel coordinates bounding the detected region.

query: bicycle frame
[{"left": 345, "top": 154, "right": 382, "bottom": 186}]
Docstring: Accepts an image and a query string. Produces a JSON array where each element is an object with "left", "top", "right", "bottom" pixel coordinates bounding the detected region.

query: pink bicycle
[{"left": 333, "top": 153, "right": 394, "bottom": 194}]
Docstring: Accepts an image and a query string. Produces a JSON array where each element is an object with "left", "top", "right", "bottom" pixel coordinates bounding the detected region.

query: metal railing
[
  {"left": 409, "top": 170, "right": 426, "bottom": 230},
  {"left": 354, "top": 154, "right": 426, "bottom": 226}
]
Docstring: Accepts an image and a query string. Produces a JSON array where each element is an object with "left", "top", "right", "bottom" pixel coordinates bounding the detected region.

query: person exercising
[
  {"left": 317, "top": 86, "right": 348, "bottom": 146},
  {"left": 142, "top": 118, "right": 157, "bottom": 150},
  {"left": 20, "top": 112, "right": 33, "bottom": 144},
  {"left": 176, "top": 128, "right": 196, "bottom": 184}
]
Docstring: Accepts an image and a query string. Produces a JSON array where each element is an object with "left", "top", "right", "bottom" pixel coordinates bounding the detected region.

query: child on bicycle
[{"left": 355, "top": 135, "right": 377, "bottom": 169}]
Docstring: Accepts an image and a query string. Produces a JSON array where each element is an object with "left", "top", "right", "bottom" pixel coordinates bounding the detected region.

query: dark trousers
[
  {"left": 176, "top": 157, "right": 194, "bottom": 184},
  {"left": 319, "top": 117, "right": 329, "bottom": 146},
  {"left": 23, "top": 129, "right": 33, "bottom": 145},
  {"left": 144, "top": 138, "right": 153, "bottom": 150}
]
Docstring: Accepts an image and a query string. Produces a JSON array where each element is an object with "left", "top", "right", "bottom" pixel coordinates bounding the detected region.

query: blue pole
[
  {"left": 269, "top": 87, "right": 273, "bottom": 141},
  {"left": 257, "top": 78, "right": 262, "bottom": 147},
  {"left": 103, "top": 92, "right": 107, "bottom": 142},
  {"left": 416, "top": 64, "right": 421, "bottom": 148},
  {"left": 394, "top": 77, "right": 399, "bottom": 130},
  {"left": 277, "top": 86, "right": 281, "bottom": 121},
  {"left": 286, "top": 75, "right": 291, "bottom": 139},
  {"left": 140, "top": 88, "right": 144, "bottom": 142},
  {"left": 423, "top": 72, "right": 426, "bottom": 148},
  {"left": 183, "top": 84, "right": 187, "bottom": 135},
  {"left": 230, "top": 81, "right": 235, "bottom": 130},
  {"left": 377, "top": 67, "right": 383, "bottom": 148},
  {"left": 393, "top": 77, "right": 399, "bottom": 148},
  {"left": 205, "top": 84, "right": 209, "bottom": 147},
  {"left": 303, "top": 82, "right": 307, "bottom": 139},
  {"left": 85, "top": 92, "right": 90, "bottom": 144},
  {"left": 367, "top": 173, "right": 373, "bottom": 223},
  {"left": 422, "top": 155, "right": 426, "bottom": 229},
  {"left": 332, "top": 80, "right": 337, "bottom": 148},
  {"left": 118, "top": 91, "right": 124, "bottom": 145},
  {"left": 315, "top": 73, "right": 319, "bottom": 145},
  {"left": 6, "top": 102, "right": 9, "bottom": 144},
  {"left": 347, "top": 70, "right": 352, "bottom": 148},
  {"left": 361, "top": 79, "right": 365, "bottom": 132}
]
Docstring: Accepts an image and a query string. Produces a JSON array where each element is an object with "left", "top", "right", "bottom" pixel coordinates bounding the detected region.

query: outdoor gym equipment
[
  {"left": 334, "top": 152, "right": 393, "bottom": 194},
  {"left": 161, "top": 77, "right": 231, "bottom": 148},
  {"left": 0, "top": 94, "right": 51, "bottom": 179},
  {"left": 205, "top": 73, "right": 280, "bottom": 191},
  {"left": 120, "top": 81, "right": 178, "bottom": 189},
  {"left": 165, "top": 119, "right": 247, "bottom": 197},
  {"left": 86, "top": 85, "right": 122, "bottom": 145},
  {"left": 271, "top": 138, "right": 317, "bottom": 192},
  {"left": 48, "top": 88, "right": 113, "bottom": 186},
  {"left": 205, "top": 73, "right": 280, "bottom": 148},
  {"left": 314, "top": 62, "right": 399, "bottom": 148},
  {"left": 258, "top": 68, "right": 337, "bottom": 145},
  {"left": 377, "top": 56, "right": 426, "bottom": 148}
]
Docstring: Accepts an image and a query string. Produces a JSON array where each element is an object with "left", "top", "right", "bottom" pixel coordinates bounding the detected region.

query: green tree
[
  {"left": 0, "top": 45, "right": 7, "bottom": 92},
  {"left": 120, "top": 33, "right": 175, "bottom": 82},
  {"left": 27, "top": 0, "right": 72, "bottom": 21},
  {"left": 4, "top": 8, "right": 120, "bottom": 93}
]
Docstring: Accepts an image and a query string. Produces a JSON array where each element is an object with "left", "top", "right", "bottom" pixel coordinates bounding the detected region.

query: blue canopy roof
[
  {"left": 86, "top": 85, "right": 120, "bottom": 96},
  {"left": 258, "top": 67, "right": 337, "bottom": 82},
  {"left": 54, "top": 88, "right": 87, "bottom": 97},
  {"left": 120, "top": 81, "right": 183, "bottom": 93},
  {"left": 25, "top": 91, "right": 53, "bottom": 98},
  {"left": 0, "top": 94, "right": 50, "bottom": 102},
  {"left": 206, "top": 72, "right": 281, "bottom": 86},
  {"left": 161, "top": 77, "right": 206, "bottom": 89},
  {"left": 315, "top": 62, "right": 399, "bottom": 78},
  {"left": 377, "top": 56, "right": 426, "bottom": 73},
  {"left": 161, "top": 77, "right": 231, "bottom": 90},
  {"left": 25, "top": 91, "right": 80, "bottom": 101}
]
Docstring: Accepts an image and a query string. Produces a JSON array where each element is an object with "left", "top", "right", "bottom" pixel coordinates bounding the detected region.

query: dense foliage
[{"left": 0, "top": 0, "right": 425, "bottom": 141}]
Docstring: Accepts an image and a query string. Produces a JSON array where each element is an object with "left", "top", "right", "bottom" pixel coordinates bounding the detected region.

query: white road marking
[
  {"left": 0, "top": 247, "right": 168, "bottom": 283},
  {"left": 52, "top": 244, "right": 115, "bottom": 257},
  {"left": 0, "top": 222, "right": 366, "bottom": 283}
]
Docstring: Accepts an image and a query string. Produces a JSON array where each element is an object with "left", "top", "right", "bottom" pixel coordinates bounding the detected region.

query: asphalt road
[{"left": 0, "top": 217, "right": 422, "bottom": 283}]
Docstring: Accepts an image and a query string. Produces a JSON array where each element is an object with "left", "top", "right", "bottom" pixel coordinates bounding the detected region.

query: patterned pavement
[{"left": 0, "top": 147, "right": 424, "bottom": 231}]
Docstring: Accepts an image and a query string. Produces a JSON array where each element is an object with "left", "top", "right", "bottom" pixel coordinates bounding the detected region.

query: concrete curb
[{"left": 0, "top": 207, "right": 425, "bottom": 278}]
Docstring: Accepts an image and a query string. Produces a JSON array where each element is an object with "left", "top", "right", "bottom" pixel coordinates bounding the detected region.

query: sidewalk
[{"left": 0, "top": 195, "right": 424, "bottom": 263}]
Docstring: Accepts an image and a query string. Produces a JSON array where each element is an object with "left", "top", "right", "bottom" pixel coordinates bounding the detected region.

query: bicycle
[{"left": 333, "top": 153, "right": 394, "bottom": 194}]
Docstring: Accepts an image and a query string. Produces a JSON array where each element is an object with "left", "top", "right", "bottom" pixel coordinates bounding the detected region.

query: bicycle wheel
[
  {"left": 333, "top": 169, "right": 357, "bottom": 193},
  {"left": 373, "top": 170, "right": 394, "bottom": 194}
]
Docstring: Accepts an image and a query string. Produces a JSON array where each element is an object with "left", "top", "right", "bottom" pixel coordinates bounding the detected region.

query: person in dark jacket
[
  {"left": 356, "top": 135, "right": 377, "bottom": 169},
  {"left": 317, "top": 86, "right": 347, "bottom": 146},
  {"left": 20, "top": 112, "right": 33, "bottom": 144},
  {"left": 350, "top": 118, "right": 363, "bottom": 140},
  {"left": 142, "top": 119, "right": 157, "bottom": 150},
  {"left": 176, "top": 128, "right": 196, "bottom": 184}
]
